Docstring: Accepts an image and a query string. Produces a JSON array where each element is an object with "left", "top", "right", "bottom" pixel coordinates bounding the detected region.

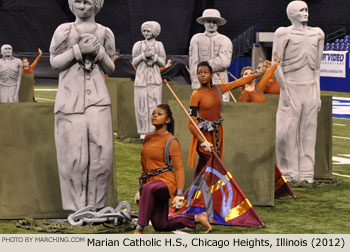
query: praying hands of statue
[
  {"left": 144, "top": 46, "right": 156, "bottom": 66},
  {"left": 78, "top": 33, "right": 100, "bottom": 57},
  {"left": 145, "top": 46, "right": 156, "bottom": 59}
]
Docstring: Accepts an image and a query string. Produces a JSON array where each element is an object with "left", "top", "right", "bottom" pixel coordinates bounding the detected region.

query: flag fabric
[
  {"left": 169, "top": 152, "right": 265, "bottom": 227},
  {"left": 274, "top": 164, "right": 296, "bottom": 199}
]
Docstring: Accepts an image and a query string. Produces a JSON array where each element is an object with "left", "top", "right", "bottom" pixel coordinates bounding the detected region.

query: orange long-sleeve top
[
  {"left": 264, "top": 75, "right": 280, "bottom": 94},
  {"left": 141, "top": 132, "right": 184, "bottom": 199},
  {"left": 22, "top": 54, "right": 41, "bottom": 74},
  {"left": 187, "top": 73, "right": 260, "bottom": 168},
  {"left": 238, "top": 64, "right": 277, "bottom": 103}
]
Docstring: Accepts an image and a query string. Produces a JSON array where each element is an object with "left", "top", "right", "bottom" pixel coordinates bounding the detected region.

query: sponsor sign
[{"left": 320, "top": 50, "right": 347, "bottom": 78}]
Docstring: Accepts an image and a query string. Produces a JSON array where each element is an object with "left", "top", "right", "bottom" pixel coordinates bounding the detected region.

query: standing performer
[
  {"left": 22, "top": 48, "right": 43, "bottom": 102},
  {"left": 49, "top": 0, "right": 115, "bottom": 211},
  {"left": 272, "top": 0, "right": 324, "bottom": 183},
  {"left": 134, "top": 104, "right": 212, "bottom": 234},
  {"left": 132, "top": 21, "right": 166, "bottom": 139},
  {"left": 0, "top": 44, "right": 22, "bottom": 103},
  {"left": 189, "top": 9, "right": 233, "bottom": 102},
  {"left": 188, "top": 61, "right": 260, "bottom": 179}
]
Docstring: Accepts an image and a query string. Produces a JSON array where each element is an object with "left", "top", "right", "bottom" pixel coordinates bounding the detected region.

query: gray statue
[
  {"left": 272, "top": 0, "right": 324, "bottom": 183},
  {"left": 189, "top": 9, "right": 233, "bottom": 102},
  {"left": 49, "top": 0, "right": 115, "bottom": 211},
  {"left": 132, "top": 21, "right": 166, "bottom": 139},
  {"left": 0, "top": 44, "right": 22, "bottom": 103}
]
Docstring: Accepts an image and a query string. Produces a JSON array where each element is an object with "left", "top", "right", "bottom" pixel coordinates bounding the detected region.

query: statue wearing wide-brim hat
[{"left": 196, "top": 9, "right": 227, "bottom": 26}]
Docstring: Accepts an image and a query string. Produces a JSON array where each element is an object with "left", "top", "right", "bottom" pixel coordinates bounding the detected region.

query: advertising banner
[{"left": 320, "top": 50, "right": 347, "bottom": 78}]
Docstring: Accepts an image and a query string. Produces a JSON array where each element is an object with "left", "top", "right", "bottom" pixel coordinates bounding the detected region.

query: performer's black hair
[
  {"left": 197, "top": 61, "right": 213, "bottom": 74},
  {"left": 156, "top": 104, "right": 174, "bottom": 135}
]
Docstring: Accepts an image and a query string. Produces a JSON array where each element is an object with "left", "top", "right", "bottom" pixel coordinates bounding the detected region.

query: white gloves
[
  {"left": 200, "top": 141, "right": 213, "bottom": 152},
  {"left": 172, "top": 195, "right": 185, "bottom": 209},
  {"left": 134, "top": 190, "right": 140, "bottom": 207}
]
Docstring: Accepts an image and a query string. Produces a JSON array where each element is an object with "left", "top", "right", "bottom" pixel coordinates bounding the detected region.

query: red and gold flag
[
  {"left": 170, "top": 152, "right": 265, "bottom": 227},
  {"left": 274, "top": 164, "right": 296, "bottom": 199}
]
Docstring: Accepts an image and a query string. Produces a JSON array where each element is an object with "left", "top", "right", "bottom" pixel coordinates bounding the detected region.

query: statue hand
[
  {"left": 79, "top": 33, "right": 100, "bottom": 56},
  {"left": 145, "top": 47, "right": 155, "bottom": 58}
]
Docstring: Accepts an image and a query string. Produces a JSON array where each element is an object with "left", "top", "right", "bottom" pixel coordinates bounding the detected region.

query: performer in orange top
[
  {"left": 134, "top": 104, "right": 212, "bottom": 234},
  {"left": 22, "top": 48, "right": 42, "bottom": 75},
  {"left": 22, "top": 48, "right": 42, "bottom": 102},
  {"left": 188, "top": 61, "right": 261, "bottom": 179},
  {"left": 262, "top": 60, "right": 280, "bottom": 94},
  {"left": 238, "top": 63, "right": 278, "bottom": 103}
]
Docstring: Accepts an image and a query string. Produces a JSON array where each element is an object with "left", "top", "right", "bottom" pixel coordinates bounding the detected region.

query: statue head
[
  {"left": 196, "top": 9, "right": 227, "bottom": 26},
  {"left": 141, "top": 21, "right": 161, "bottom": 39},
  {"left": 287, "top": 1, "right": 308, "bottom": 24},
  {"left": 68, "top": 0, "right": 104, "bottom": 17},
  {"left": 197, "top": 9, "right": 226, "bottom": 34},
  {"left": 1, "top": 44, "right": 13, "bottom": 58}
]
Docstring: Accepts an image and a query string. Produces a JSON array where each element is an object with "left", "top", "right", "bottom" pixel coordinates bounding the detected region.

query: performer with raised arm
[
  {"left": 22, "top": 48, "right": 43, "bottom": 102},
  {"left": 238, "top": 53, "right": 280, "bottom": 102},
  {"left": 187, "top": 61, "right": 260, "bottom": 179},
  {"left": 272, "top": 0, "right": 324, "bottom": 183},
  {"left": 49, "top": 0, "right": 115, "bottom": 211}
]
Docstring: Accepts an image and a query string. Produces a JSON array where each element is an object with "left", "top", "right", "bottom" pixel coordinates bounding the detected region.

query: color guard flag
[
  {"left": 170, "top": 152, "right": 265, "bottom": 227},
  {"left": 275, "top": 164, "right": 296, "bottom": 199}
]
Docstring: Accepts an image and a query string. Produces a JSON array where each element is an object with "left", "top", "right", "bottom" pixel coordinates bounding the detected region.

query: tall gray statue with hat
[{"left": 189, "top": 9, "right": 233, "bottom": 102}]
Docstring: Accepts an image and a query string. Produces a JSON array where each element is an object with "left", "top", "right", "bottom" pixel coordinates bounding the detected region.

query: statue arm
[
  {"left": 272, "top": 28, "right": 288, "bottom": 90},
  {"left": 189, "top": 37, "right": 199, "bottom": 85},
  {"left": 15, "top": 59, "right": 23, "bottom": 101},
  {"left": 315, "top": 29, "right": 325, "bottom": 110},
  {"left": 49, "top": 24, "right": 78, "bottom": 72},
  {"left": 132, "top": 41, "right": 146, "bottom": 67},
  {"left": 153, "top": 41, "right": 166, "bottom": 67},
  {"left": 96, "top": 27, "right": 115, "bottom": 75},
  {"left": 208, "top": 38, "right": 232, "bottom": 72}
]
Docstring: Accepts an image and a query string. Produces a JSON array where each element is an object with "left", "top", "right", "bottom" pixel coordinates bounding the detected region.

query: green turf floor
[{"left": 1, "top": 87, "right": 350, "bottom": 234}]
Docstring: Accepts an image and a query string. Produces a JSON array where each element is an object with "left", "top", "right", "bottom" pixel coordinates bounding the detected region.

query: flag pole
[
  {"left": 130, "top": 60, "right": 137, "bottom": 72},
  {"left": 216, "top": 72, "right": 237, "bottom": 102},
  {"left": 185, "top": 65, "right": 191, "bottom": 74},
  {"left": 228, "top": 71, "right": 238, "bottom": 80},
  {"left": 163, "top": 79, "right": 208, "bottom": 142}
]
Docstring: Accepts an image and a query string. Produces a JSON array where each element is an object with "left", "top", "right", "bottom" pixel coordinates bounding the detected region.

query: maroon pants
[
  {"left": 193, "top": 150, "right": 211, "bottom": 181},
  {"left": 138, "top": 180, "right": 196, "bottom": 231}
]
